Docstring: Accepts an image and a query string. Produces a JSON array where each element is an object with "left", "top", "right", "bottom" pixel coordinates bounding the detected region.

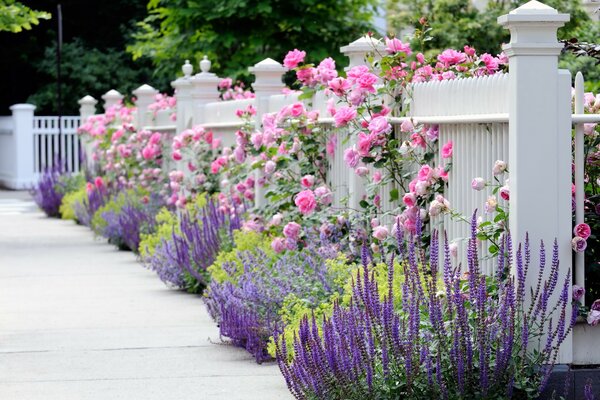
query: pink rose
[
  {"left": 372, "top": 226, "right": 389, "bottom": 241},
  {"left": 314, "top": 186, "right": 333, "bottom": 205},
  {"left": 373, "top": 171, "right": 382, "bottom": 183},
  {"left": 385, "top": 37, "right": 412, "bottom": 55},
  {"left": 296, "top": 67, "right": 316, "bottom": 86},
  {"left": 572, "top": 236, "right": 587, "bottom": 253},
  {"left": 357, "top": 132, "right": 373, "bottom": 156},
  {"left": 355, "top": 167, "right": 369, "bottom": 177},
  {"left": 283, "top": 221, "right": 302, "bottom": 240},
  {"left": 441, "top": 140, "right": 453, "bottom": 158},
  {"left": 368, "top": 116, "right": 391, "bottom": 136},
  {"left": 334, "top": 106, "right": 357, "bottom": 127},
  {"left": 328, "top": 77, "right": 351, "bottom": 96},
  {"left": 301, "top": 175, "right": 315, "bottom": 188},
  {"left": 295, "top": 190, "right": 317, "bottom": 215},
  {"left": 283, "top": 49, "right": 306, "bottom": 69},
  {"left": 290, "top": 102, "right": 305, "bottom": 117},
  {"left": 449, "top": 243, "right": 458, "bottom": 258},
  {"left": 418, "top": 164, "right": 433, "bottom": 182},
  {"left": 471, "top": 177, "right": 486, "bottom": 191},
  {"left": 403, "top": 193, "right": 416, "bottom": 207},
  {"left": 172, "top": 150, "right": 182, "bottom": 161},
  {"left": 94, "top": 176, "right": 104, "bottom": 188},
  {"left": 573, "top": 285, "right": 585, "bottom": 302},
  {"left": 271, "top": 213, "right": 283, "bottom": 226},
  {"left": 265, "top": 160, "right": 276, "bottom": 174},
  {"left": 437, "top": 49, "right": 467, "bottom": 66},
  {"left": 574, "top": 223, "right": 591, "bottom": 240},
  {"left": 400, "top": 119, "right": 414, "bottom": 133},
  {"left": 346, "top": 65, "right": 369, "bottom": 83},
  {"left": 344, "top": 147, "right": 360, "bottom": 168},
  {"left": 493, "top": 160, "right": 507, "bottom": 175},
  {"left": 357, "top": 73, "right": 378, "bottom": 93},
  {"left": 499, "top": 186, "right": 510, "bottom": 201},
  {"left": 588, "top": 310, "right": 600, "bottom": 326},
  {"left": 271, "top": 238, "right": 286, "bottom": 253}
]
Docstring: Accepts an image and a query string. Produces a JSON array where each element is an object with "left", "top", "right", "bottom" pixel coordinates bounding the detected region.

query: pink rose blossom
[
  {"left": 283, "top": 49, "right": 306, "bottom": 69},
  {"left": 441, "top": 140, "right": 453, "bottom": 158},
  {"left": 355, "top": 167, "right": 369, "bottom": 177},
  {"left": 264, "top": 160, "right": 276, "bottom": 175},
  {"left": 290, "top": 102, "right": 305, "bottom": 117},
  {"left": 295, "top": 190, "right": 317, "bottom": 215},
  {"left": 334, "top": 106, "right": 357, "bottom": 127},
  {"left": 385, "top": 37, "right": 412, "bottom": 55},
  {"left": 301, "top": 175, "right": 315, "bottom": 188},
  {"left": 357, "top": 132, "right": 374, "bottom": 156},
  {"left": 314, "top": 186, "right": 333, "bottom": 205},
  {"left": 572, "top": 236, "right": 587, "bottom": 253},
  {"left": 271, "top": 238, "right": 286, "bottom": 253},
  {"left": 296, "top": 67, "right": 316, "bottom": 86},
  {"left": 400, "top": 119, "right": 414, "bottom": 133},
  {"left": 493, "top": 160, "right": 507, "bottom": 175},
  {"left": 403, "top": 193, "right": 416, "bottom": 207},
  {"left": 346, "top": 65, "right": 369, "bottom": 83},
  {"left": 437, "top": 49, "right": 467, "bottom": 66},
  {"left": 328, "top": 77, "right": 351, "bottom": 96},
  {"left": 472, "top": 177, "right": 486, "bottom": 191},
  {"left": 283, "top": 221, "right": 302, "bottom": 240},
  {"left": 368, "top": 116, "right": 391, "bottom": 136},
  {"left": 372, "top": 226, "right": 389, "bottom": 241},
  {"left": 373, "top": 170, "right": 382, "bottom": 183},
  {"left": 499, "top": 186, "right": 510, "bottom": 201},
  {"left": 344, "top": 147, "right": 360, "bottom": 168},
  {"left": 357, "top": 73, "right": 378, "bottom": 93},
  {"left": 573, "top": 285, "right": 585, "bottom": 302},
  {"left": 588, "top": 309, "right": 600, "bottom": 326},
  {"left": 171, "top": 150, "right": 182, "bottom": 161},
  {"left": 574, "top": 223, "right": 591, "bottom": 240}
]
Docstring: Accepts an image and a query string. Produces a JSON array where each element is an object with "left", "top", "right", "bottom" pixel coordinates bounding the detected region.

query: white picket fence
[
  {"left": 0, "top": 105, "right": 81, "bottom": 189},
  {"left": 76, "top": 1, "right": 600, "bottom": 365}
]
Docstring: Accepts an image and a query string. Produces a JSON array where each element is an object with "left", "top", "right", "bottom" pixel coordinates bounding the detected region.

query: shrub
[
  {"left": 142, "top": 196, "right": 242, "bottom": 292},
  {"left": 31, "top": 164, "right": 65, "bottom": 217},
  {"left": 205, "top": 245, "right": 350, "bottom": 363},
  {"left": 92, "top": 190, "right": 163, "bottom": 252},
  {"left": 275, "top": 215, "right": 574, "bottom": 399}
]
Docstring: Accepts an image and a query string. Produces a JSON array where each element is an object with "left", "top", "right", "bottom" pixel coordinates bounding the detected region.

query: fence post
[
  {"left": 132, "top": 84, "right": 159, "bottom": 130},
  {"left": 171, "top": 60, "right": 194, "bottom": 134},
  {"left": 499, "top": 1, "right": 572, "bottom": 364},
  {"left": 190, "top": 56, "right": 220, "bottom": 125},
  {"left": 78, "top": 95, "right": 97, "bottom": 124},
  {"left": 340, "top": 36, "right": 385, "bottom": 211},
  {"left": 10, "top": 104, "right": 35, "bottom": 189},
  {"left": 101, "top": 89, "right": 124, "bottom": 112},
  {"left": 248, "top": 58, "right": 288, "bottom": 208}
]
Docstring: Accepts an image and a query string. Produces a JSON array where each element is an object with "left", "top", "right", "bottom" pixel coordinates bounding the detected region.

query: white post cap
[
  {"left": 78, "top": 95, "right": 98, "bottom": 106},
  {"left": 498, "top": 0, "right": 569, "bottom": 56}
]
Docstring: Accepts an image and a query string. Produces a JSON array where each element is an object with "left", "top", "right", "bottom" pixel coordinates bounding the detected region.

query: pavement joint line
[{"left": 0, "top": 373, "right": 283, "bottom": 384}]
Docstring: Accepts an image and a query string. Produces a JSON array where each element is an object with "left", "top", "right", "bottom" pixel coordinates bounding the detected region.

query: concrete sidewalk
[{"left": 0, "top": 192, "right": 291, "bottom": 400}]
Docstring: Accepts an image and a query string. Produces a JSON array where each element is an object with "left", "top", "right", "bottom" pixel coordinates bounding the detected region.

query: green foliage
[
  {"left": 207, "top": 230, "right": 273, "bottom": 285},
  {"left": 0, "top": 0, "right": 51, "bottom": 33},
  {"left": 387, "top": 0, "right": 595, "bottom": 55},
  {"left": 267, "top": 255, "right": 410, "bottom": 358},
  {"left": 128, "top": 0, "right": 378, "bottom": 81},
  {"left": 27, "top": 39, "right": 170, "bottom": 115},
  {"left": 59, "top": 186, "right": 86, "bottom": 222}
]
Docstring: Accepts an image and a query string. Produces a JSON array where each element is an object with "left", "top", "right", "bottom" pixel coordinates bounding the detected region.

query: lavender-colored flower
[{"left": 276, "top": 210, "right": 573, "bottom": 400}]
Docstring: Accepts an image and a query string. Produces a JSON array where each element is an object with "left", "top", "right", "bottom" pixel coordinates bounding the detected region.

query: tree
[
  {"left": 128, "top": 0, "right": 378, "bottom": 81},
  {"left": 386, "top": 0, "right": 594, "bottom": 56},
  {"left": 27, "top": 39, "right": 171, "bottom": 115},
  {"left": 0, "top": 0, "right": 51, "bottom": 33}
]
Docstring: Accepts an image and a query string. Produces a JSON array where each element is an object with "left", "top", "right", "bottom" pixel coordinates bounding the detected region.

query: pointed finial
[
  {"left": 182, "top": 60, "right": 193, "bottom": 78},
  {"left": 200, "top": 55, "right": 211, "bottom": 73}
]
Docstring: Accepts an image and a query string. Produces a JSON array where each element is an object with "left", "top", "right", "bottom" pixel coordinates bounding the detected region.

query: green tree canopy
[
  {"left": 0, "top": 0, "right": 50, "bottom": 33},
  {"left": 387, "top": 0, "right": 594, "bottom": 56},
  {"left": 128, "top": 0, "right": 378, "bottom": 81}
]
